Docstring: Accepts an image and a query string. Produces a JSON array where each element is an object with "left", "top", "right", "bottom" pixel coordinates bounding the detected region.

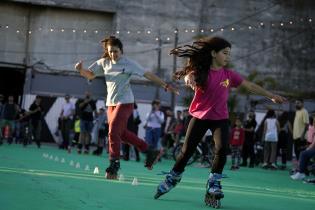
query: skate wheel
[
  {"left": 105, "top": 173, "right": 118, "bottom": 180},
  {"left": 204, "top": 194, "right": 222, "bottom": 208}
]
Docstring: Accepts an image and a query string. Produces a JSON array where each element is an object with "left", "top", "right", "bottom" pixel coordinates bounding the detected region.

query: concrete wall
[{"left": 1, "top": 0, "right": 315, "bottom": 102}]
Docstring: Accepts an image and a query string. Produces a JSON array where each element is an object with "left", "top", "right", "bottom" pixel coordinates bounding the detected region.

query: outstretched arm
[
  {"left": 240, "top": 80, "right": 286, "bottom": 104},
  {"left": 143, "top": 71, "right": 179, "bottom": 95},
  {"left": 75, "top": 61, "right": 96, "bottom": 80}
]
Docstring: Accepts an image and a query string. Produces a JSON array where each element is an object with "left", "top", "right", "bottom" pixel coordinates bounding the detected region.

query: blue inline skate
[
  {"left": 204, "top": 173, "right": 224, "bottom": 208},
  {"left": 154, "top": 170, "right": 182, "bottom": 199}
]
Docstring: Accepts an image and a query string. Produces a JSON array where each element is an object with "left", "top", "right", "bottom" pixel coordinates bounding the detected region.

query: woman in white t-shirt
[
  {"left": 262, "top": 109, "right": 280, "bottom": 169},
  {"left": 75, "top": 36, "right": 177, "bottom": 179}
]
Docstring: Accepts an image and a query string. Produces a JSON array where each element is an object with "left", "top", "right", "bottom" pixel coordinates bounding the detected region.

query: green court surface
[{"left": 0, "top": 144, "right": 314, "bottom": 210}]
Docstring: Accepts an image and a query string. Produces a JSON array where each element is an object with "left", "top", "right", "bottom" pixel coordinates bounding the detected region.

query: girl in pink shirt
[{"left": 154, "top": 37, "right": 286, "bottom": 207}]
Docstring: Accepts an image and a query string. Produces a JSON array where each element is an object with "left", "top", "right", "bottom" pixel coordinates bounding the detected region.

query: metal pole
[
  {"left": 171, "top": 29, "right": 178, "bottom": 110},
  {"left": 154, "top": 36, "right": 162, "bottom": 100}
]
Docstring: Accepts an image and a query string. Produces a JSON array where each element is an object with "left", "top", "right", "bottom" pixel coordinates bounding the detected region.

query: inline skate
[
  {"left": 154, "top": 170, "right": 182, "bottom": 199},
  {"left": 204, "top": 173, "right": 224, "bottom": 208},
  {"left": 105, "top": 159, "right": 120, "bottom": 179}
]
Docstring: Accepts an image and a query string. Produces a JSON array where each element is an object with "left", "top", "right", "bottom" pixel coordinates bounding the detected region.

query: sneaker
[
  {"left": 270, "top": 163, "right": 278, "bottom": 170},
  {"left": 291, "top": 172, "right": 306, "bottom": 180},
  {"left": 261, "top": 163, "right": 268, "bottom": 169},
  {"left": 144, "top": 149, "right": 160, "bottom": 170},
  {"left": 279, "top": 165, "right": 287, "bottom": 170}
]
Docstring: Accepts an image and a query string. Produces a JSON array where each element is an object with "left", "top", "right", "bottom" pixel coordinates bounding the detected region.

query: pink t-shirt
[{"left": 189, "top": 68, "right": 243, "bottom": 120}]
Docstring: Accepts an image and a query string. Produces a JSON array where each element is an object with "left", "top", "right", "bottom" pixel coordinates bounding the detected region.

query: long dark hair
[
  {"left": 278, "top": 111, "right": 289, "bottom": 128},
  {"left": 171, "top": 37, "right": 231, "bottom": 89},
  {"left": 101, "top": 36, "right": 124, "bottom": 58}
]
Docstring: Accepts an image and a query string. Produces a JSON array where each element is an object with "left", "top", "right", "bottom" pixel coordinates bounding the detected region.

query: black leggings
[{"left": 172, "top": 117, "right": 229, "bottom": 174}]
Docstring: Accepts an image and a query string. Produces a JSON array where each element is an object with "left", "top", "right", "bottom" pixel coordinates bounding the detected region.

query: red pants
[{"left": 107, "top": 103, "right": 148, "bottom": 160}]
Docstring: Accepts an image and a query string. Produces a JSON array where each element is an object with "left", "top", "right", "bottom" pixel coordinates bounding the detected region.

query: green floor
[{"left": 0, "top": 144, "right": 314, "bottom": 210}]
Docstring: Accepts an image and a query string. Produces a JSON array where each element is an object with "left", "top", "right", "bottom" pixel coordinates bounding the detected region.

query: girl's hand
[
  {"left": 184, "top": 73, "right": 196, "bottom": 91},
  {"left": 164, "top": 84, "right": 179, "bottom": 95},
  {"left": 75, "top": 61, "right": 83, "bottom": 71},
  {"left": 271, "top": 95, "right": 287, "bottom": 104}
]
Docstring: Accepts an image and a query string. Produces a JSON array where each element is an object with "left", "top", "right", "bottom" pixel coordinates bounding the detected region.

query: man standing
[
  {"left": 29, "top": 96, "right": 43, "bottom": 148},
  {"left": 293, "top": 99, "right": 309, "bottom": 160},
  {"left": 1, "top": 95, "right": 20, "bottom": 144},
  {"left": 60, "top": 94, "right": 75, "bottom": 150},
  {"left": 76, "top": 91, "right": 96, "bottom": 154},
  {"left": 241, "top": 112, "right": 257, "bottom": 167}
]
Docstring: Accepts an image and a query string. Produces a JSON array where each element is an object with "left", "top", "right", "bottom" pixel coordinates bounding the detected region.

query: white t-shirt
[
  {"left": 146, "top": 111, "right": 164, "bottom": 128},
  {"left": 89, "top": 56, "right": 145, "bottom": 106},
  {"left": 61, "top": 102, "right": 75, "bottom": 119},
  {"left": 265, "top": 118, "right": 278, "bottom": 142}
]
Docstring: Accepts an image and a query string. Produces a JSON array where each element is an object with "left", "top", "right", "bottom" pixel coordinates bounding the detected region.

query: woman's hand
[
  {"left": 75, "top": 61, "right": 83, "bottom": 71},
  {"left": 184, "top": 73, "right": 196, "bottom": 90},
  {"left": 270, "top": 94, "right": 287, "bottom": 104},
  {"left": 164, "top": 83, "right": 179, "bottom": 95}
]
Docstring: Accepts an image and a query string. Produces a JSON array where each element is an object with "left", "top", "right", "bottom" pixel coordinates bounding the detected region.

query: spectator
[
  {"left": 293, "top": 99, "right": 309, "bottom": 160},
  {"left": 28, "top": 96, "right": 43, "bottom": 148},
  {"left": 229, "top": 118, "right": 245, "bottom": 170},
  {"left": 291, "top": 115, "right": 315, "bottom": 180},
  {"left": 59, "top": 94, "right": 75, "bottom": 150},
  {"left": 262, "top": 109, "right": 280, "bottom": 169}
]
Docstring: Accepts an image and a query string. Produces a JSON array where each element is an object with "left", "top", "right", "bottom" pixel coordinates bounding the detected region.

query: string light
[{"left": 2, "top": 15, "right": 312, "bottom": 42}]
